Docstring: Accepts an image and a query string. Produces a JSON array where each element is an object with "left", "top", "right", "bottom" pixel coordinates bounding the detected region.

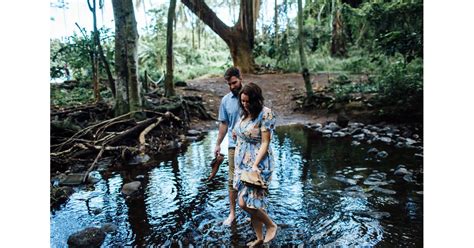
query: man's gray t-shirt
[{"left": 218, "top": 92, "right": 240, "bottom": 148}]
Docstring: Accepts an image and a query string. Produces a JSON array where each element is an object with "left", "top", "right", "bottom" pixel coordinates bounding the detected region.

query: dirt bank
[{"left": 177, "top": 72, "right": 351, "bottom": 130}]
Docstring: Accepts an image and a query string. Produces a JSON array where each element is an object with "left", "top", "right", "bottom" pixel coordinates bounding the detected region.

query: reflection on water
[{"left": 51, "top": 124, "right": 423, "bottom": 247}]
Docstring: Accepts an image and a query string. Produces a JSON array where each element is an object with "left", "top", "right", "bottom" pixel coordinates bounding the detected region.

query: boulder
[
  {"left": 121, "top": 181, "right": 141, "bottom": 196},
  {"left": 67, "top": 227, "right": 105, "bottom": 248}
]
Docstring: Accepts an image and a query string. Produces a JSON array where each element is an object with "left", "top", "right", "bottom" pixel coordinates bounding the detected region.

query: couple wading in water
[{"left": 214, "top": 67, "right": 278, "bottom": 246}]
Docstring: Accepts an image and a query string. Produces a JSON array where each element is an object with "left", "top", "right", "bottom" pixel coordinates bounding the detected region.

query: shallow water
[{"left": 51, "top": 124, "right": 423, "bottom": 247}]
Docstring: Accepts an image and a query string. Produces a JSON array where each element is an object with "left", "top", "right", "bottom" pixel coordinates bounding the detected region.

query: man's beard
[{"left": 231, "top": 86, "right": 242, "bottom": 96}]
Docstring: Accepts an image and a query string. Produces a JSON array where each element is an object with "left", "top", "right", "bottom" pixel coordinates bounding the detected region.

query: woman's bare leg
[{"left": 238, "top": 189, "right": 277, "bottom": 243}]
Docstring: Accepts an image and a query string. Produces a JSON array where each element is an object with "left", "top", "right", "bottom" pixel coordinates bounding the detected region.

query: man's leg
[{"left": 223, "top": 148, "right": 237, "bottom": 225}]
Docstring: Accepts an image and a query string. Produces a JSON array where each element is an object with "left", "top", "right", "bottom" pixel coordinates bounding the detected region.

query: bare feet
[
  {"left": 223, "top": 214, "right": 235, "bottom": 226},
  {"left": 246, "top": 239, "right": 263, "bottom": 247},
  {"left": 263, "top": 222, "right": 278, "bottom": 243}
]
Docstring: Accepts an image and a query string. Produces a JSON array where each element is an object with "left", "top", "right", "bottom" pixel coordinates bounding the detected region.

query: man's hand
[{"left": 214, "top": 145, "right": 221, "bottom": 157}]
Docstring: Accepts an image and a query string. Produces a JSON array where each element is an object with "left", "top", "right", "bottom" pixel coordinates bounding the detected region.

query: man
[{"left": 214, "top": 66, "right": 243, "bottom": 226}]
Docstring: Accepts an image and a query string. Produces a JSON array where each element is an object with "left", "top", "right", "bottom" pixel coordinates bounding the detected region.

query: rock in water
[
  {"left": 67, "top": 227, "right": 105, "bottom": 248},
  {"left": 376, "top": 151, "right": 388, "bottom": 159},
  {"left": 332, "top": 176, "right": 358, "bottom": 185},
  {"left": 101, "top": 223, "right": 118, "bottom": 233},
  {"left": 367, "top": 148, "right": 379, "bottom": 155},
  {"left": 394, "top": 167, "right": 412, "bottom": 176},
  {"left": 121, "top": 181, "right": 141, "bottom": 196}
]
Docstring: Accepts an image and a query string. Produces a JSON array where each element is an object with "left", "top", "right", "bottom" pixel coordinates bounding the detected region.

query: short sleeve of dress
[{"left": 260, "top": 108, "right": 276, "bottom": 132}]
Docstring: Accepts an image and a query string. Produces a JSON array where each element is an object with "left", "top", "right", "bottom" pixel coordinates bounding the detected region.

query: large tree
[
  {"left": 112, "top": 0, "right": 142, "bottom": 116},
  {"left": 181, "top": 0, "right": 260, "bottom": 73},
  {"left": 164, "top": 0, "right": 177, "bottom": 97},
  {"left": 297, "top": 0, "right": 313, "bottom": 98}
]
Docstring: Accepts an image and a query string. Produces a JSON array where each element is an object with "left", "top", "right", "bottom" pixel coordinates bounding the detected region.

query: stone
[
  {"left": 376, "top": 151, "right": 388, "bottom": 159},
  {"left": 395, "top": 142, "right": 405, "bottom": 148},
  {"left": 403, "top": 174, "right": 415, "bottom": 183},
  {"left": 355, "top": 211, "right": 391, "bottom": 219},
  {"left": 353, "top": 133, "right": 365, "bottom": 141},
  {"left": 311, "top": 123, "right": 323, "bottom": 129},
  {"left": 186, "top": 129, "right": 201, "bottom": 136},
  {"left": 367, "top": 148, "right": 379, "bottom": 155},
  {"left": 332, "top": 176, "right": 358, "bottom": 185},
  {"left": 372, "top": 186, "right": 397, "bottom": 195},
  {"left": 322, "top": 129, "right": 333, "bottom": 135},
  {"left": 405, "top": 138, "right": 417, "bottom": 146},
  {"left": 92, "top": 208, "right": 102, "bottom": 215},
  {"left": 325, "top": 122, "right": 341, "bottom": 131},
  {"left": 121, "top": 181, "right": 141, "bottom": 196},
  {"left": 332, "top": 131, "right": 346, "bottom": 138},
  {"left": 51, "top": 186, "right": 74, "bottom": 208},
  {"left": 351, "top": 141, "right": 361, "bottom": 146},
  {"left": 101, "top": 223, "right": 118, "bottom": 233},
  {"left": 353, "top": 175, "right": 364, "bottom": 179},
  {"left": 67, "top": 227, "right": 105, "bottom": 248},
  {"left": 394, "top": 168, "right": 412, "bottom": 176},
  {"left": 414, "top": 153, "right": 423, "bottom": 158},
  {"left": 350, "top": 128, "right": 363, "bottom": 135},
  {"left": 379, "top": 137, "right": 392, "bottom": 143}
]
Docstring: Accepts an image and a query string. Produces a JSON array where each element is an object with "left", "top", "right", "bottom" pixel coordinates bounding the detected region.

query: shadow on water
[{"left": 51, "top": 124, "right": 423, "bottom": 247}]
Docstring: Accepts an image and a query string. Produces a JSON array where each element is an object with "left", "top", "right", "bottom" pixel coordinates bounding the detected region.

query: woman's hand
[
  {"left": 232, "top": 130, "right": 237, "bottom": 141},
  {"left": 251, "top": 164, "right": 261, "bottom": 174}
]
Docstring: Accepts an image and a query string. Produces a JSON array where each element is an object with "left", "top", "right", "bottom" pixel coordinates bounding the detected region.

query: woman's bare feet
[
  {"left": 246, "top": 239, "right": 263, "bottom": 247},
  {"left": 223, "top": 214, "right": 235, "bottom": 226},
  {"left": 263, "top": 222, "right": 278, "bottom": 243}
]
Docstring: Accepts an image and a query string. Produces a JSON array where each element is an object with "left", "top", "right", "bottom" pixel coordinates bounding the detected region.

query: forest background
[{"left": 1, "top": 0, "right": 473, "bottom": 247}]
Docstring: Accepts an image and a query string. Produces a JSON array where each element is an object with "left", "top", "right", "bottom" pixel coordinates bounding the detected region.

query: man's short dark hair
[{"left": 224, "top": 66, "right": 242, "bottom": 81}]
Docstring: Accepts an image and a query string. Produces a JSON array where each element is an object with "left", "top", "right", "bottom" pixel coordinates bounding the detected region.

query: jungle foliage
[{"left": 50, "top": 0, "right": 423, "bottom": 121}]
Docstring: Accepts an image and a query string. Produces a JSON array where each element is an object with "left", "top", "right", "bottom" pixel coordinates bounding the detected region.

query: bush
[{"left": 372, "top": 56, "right": 423, "bottom": 120}]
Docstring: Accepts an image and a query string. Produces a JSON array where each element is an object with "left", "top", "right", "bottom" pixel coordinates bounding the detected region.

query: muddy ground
[{"left": 177, "top": 72, "right": 366, "bottom": 130}]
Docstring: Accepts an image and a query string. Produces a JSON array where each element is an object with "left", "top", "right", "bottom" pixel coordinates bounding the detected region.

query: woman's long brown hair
[{"left": 239, "top": 82, "right": 264, "bottom": 120}]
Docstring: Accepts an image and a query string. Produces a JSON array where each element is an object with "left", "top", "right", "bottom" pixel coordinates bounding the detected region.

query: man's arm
[{"left": 214, "top": 121, "right": 228, "bottom": 156}]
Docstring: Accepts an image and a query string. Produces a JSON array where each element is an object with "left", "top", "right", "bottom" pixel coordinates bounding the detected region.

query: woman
[{"left": 232, "top": 82, "right": 277, "bottom": 246}]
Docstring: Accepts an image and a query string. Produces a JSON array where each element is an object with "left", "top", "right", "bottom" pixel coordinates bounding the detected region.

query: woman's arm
[{"left": 251, "top": 130, "right": 271, "bottom": 172}]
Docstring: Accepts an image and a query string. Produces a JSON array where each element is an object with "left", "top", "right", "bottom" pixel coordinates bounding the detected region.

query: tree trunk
[
  {"left": 331, "top": 7, "right": 348, "bottom": 57},
  {"left": 274, "top": 0, "right": 278, "bottom": 47},
  {"left": 112, "top": 0, "right": 142, "bottom": 116},
  {"left": 191, "top": 17, "right": 195, "bottom": 49},
  {"left": 88, "top": 0, "right": 101, "bottom": 102},
  {"left": 88, "top": 0, "right": 116, "bottom": 98},
  {"left": 197, "top": 19, "right": 201, "bottom": 49},
  {"left": 165, "top": 0, "right": 177, "bottom": 97},
  {"left": 297, "top": 0, "right": 313, "bottom": 97},
  {"left": 181, "top": 0, "right": 259, "bottom": 73}
]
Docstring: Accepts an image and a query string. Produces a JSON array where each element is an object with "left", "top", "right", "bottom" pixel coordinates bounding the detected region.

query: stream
[{"left": 51, "top": 124, "right": 423, "bottom": 247}]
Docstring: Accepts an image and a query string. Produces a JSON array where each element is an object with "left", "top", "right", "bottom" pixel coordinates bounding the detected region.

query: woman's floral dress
[{"left": 233, "top": 106, "right": 276, "bottom": 209}]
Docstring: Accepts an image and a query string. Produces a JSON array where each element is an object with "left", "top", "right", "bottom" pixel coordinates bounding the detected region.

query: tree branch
[{"left": 181, "top": 0, "right": 232, "bottom": 42}]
